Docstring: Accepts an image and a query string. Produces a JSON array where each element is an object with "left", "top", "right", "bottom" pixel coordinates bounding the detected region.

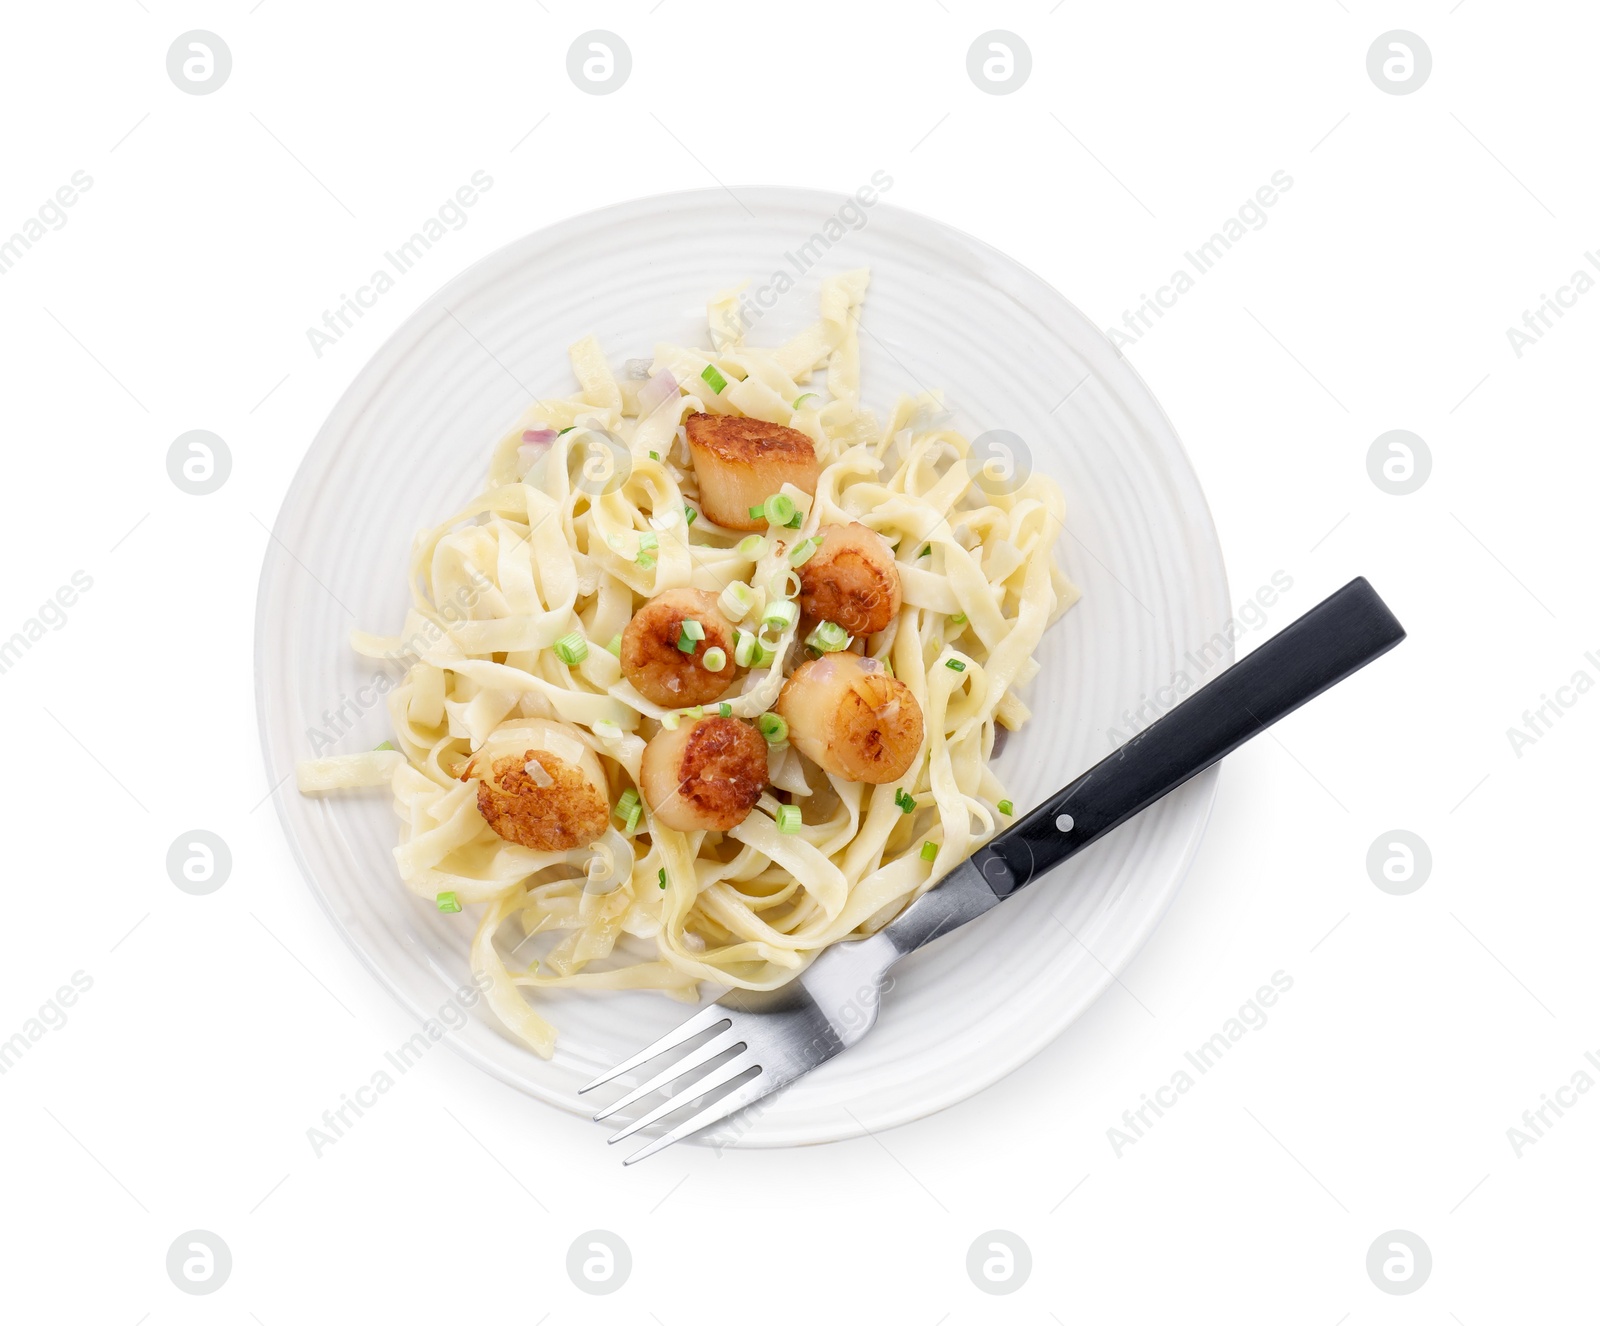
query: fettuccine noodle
[{"left": 298, "top": 270, "right": 1078, "bottom": 1056}]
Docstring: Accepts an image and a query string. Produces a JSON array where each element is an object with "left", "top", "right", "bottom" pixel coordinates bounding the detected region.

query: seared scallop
[
  {"left": 467, "top": 719, "right": 609, "bottom": 851},
  {"left": 685, "top": 412, "right": 819, "bottom": 531},
  {"left": 621, "top": 587, "right": 743, "bottom": 708},
  {"left": 639, "top": 715, "right": 769, "bottom": 832},
  {"left": 796, "top": 522, "right": 902, "bottom": 637},
  {"left": 776, "top": 653, "right": 923, "bottom": 784}
]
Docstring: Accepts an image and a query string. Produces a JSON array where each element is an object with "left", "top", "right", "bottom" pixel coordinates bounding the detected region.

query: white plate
[{"left": 256, "top": 187, "right": 1231, "bottom": 1148}]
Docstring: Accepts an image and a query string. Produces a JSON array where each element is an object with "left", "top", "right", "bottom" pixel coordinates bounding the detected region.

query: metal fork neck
[{"left": 878, "top": 859, "right": 1002, "bottom": 959}]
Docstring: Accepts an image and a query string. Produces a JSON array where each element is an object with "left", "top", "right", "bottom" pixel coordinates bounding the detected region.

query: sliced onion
[
  {"left": 638, "top": 370, "right": 679, "bottom": 414},
  {"left": 518, "top": 429, "right": 557, "bottom": 476}
]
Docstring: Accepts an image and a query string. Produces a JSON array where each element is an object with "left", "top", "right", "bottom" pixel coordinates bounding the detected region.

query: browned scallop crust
[
  {"left": 620, "top": 587, "right": 741, "bottom": 708},
  {"left": 684, "top": 412, "right": 820, "bottom": 531},
  {"left": 685, "top": 413, "right": 814, "bottom": 464},
  {"left": 474, "top": 751, "right": 608, "bottom": 851},
  {"left": 777, "top": 659, "right": 925, "bottom": 784},
  {"left": 832, "top": 673, "right": 923, "bottom": 783},
  {"left": 797, "top": 524, "right": 902, "bottom": 637},
  {"left": 671, "top": 716, "right": 768, "bottom": 831}
]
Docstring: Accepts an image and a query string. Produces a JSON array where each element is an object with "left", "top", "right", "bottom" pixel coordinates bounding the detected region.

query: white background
[{"left": 1, "top": 1, "right": 1594, "bottom": 1320}]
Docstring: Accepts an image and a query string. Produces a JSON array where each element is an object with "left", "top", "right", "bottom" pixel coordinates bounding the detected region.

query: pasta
[{"left": 297, "top": 269, "right": 1079, "bottom": 1057}]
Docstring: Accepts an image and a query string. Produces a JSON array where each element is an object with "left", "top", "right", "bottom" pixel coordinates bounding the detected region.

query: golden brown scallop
[
  {"left": 639, "top": 715, "right": 769, "bottom": 832},
  {"left": 776, "top": 653, "right": 924, "bottom": 784},
  {"left": 684, "top": 412, "right": 819, "bottom": 531},
  {"left": 466, "top": 719, "right": 610, "bottom": 852},
  {"left": 796, "top": 522, "right": 903, "bottom": 637},
  {"left": 620, "top": 587, "right": 743, "bottom": 708}
]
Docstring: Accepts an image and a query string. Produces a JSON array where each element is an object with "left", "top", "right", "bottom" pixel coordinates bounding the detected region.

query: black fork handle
[{"left": 970, "top": 577, "right": 1406, "bottom": 898}]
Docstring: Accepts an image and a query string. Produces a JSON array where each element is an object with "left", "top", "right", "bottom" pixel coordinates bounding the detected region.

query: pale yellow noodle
[{"left": 297, "top": 270, "right": 1079, "bottom": 1057}]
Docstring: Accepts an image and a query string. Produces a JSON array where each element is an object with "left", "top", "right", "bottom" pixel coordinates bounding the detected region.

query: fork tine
[
  {"left": 590, "top": 1028, "right": 745, "bottom": 1123},
  {"left": 605, "top": 1055, "right": 757, "bottom": 1144},
  {"left": 622, "top": 1071, "right": 783, "bottom": 1165},
  {"left": 578, "top": 1004, "right": 733, "bottom": 1093}
]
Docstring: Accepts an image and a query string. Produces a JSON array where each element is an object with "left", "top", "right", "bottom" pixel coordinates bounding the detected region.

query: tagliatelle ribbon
[{"left": 295, "top": 271, "right": 1077, "bottom": 1058}]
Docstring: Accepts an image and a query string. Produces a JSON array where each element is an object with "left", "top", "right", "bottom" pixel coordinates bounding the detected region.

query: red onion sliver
[{"left": 638, "top": 371, "right": 679, "bottom": 414}]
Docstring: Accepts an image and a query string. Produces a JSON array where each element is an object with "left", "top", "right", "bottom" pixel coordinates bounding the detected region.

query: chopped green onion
[
  {"left": 702, "top": 646, "right": 727, "bottom": 673},
  {"left": 881, "top": 659, "right": 894, "bottom": 677},
  {"left": 606, "top": 633, "right": 623, "bottom": 658},
  {"left": 648, "top": 450, "right": 660, "bottom": 461},
  {"left": 762, "top": 493, "right": 797, "bottom": 526},
  {"left": 789, "top": 536, "right": 822, "bottom": 567},
  {"left": 763, "top": 600, "right": 798, "bottom": 632},
  {"left": 918, "top": 545, "right": 931, "bottom": 558},
  {"left": 748, "top": 503, "right": 766, "bottom": 519},
  {"left": 638, "top": 531, "right": 658, "bottom": 552},
  {"left": 436, "top": 891, "right": 462, "bottom": 913},
  {"left": 786, "top": 512, "right": 804, "bottom": 528},
  {"left": 894, "top": 788, "right": 916, "bottom": 814},
  {"left": 701, "top": 363, "right": 728, "bottom": 393},
  {"left": 733, "top": 628, "right": 759, "bottom": 668},
  {"left": 686, "top": 706, "right": 704, "bottom": 720},
  {"left": 776, "top": 804, "right": 801, "bottom": 834},
  {"left": 806, "top": 620, "right": 850, "bottom": 653},
  {"left": 557, "top": 426, "right": 576, "bottom": 435},
  {"left": 718, "top": 702, "right": 733, "bottom": 718},
  {"left": 950, "top": 612, "right": 968, "bottom": 627},
  {"left": 661, "top": 712, "right": 680, "bottom": 731},
  {"left": 793, "top": 392, "right": 820, "bottom": 409},
  {"left": 685, "top": 506, "right": 697, "bottom": 526},
  {"left": 945, "top": 658, "right": 966, "bottom": 672},
  {"left": 623, "top": 803, "right": 641, "bottom": 833},
  {"left": 769, "top": 568, "right": 801, "bottom": 600},
  {"left": 737, "top": 535, "right": 766, "bottom": 558},
  {"left": 552, "top": 631, "right": 588, "bottom": 665},
  {"left": 373, "top": 740, "right": 395, "bottom": 751},
  {"left": 658, "top": 868, "right": 668, "bottom": 889},
  {"left": 636, "top": 551, "right": 656, "bottom": 570},
  {"left": 998, "top": 800, "right": 1014, "bottom": 816},
  {"left": 677, "top": 619, "right": 705, "bottom": 652},
  {"left": 920, "top": 841, "right": 937, "bottom": 863},
  {"left": 719, "top": 580, "right": 755, "bottom": 622},
  {"left": 757, "top": 712, "right": 788, "bottom": 745}
]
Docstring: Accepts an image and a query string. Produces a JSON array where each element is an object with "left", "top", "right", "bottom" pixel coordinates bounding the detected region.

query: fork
[{"left": 581, "top": 576, "right": 1406, "bottom": 1161}]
